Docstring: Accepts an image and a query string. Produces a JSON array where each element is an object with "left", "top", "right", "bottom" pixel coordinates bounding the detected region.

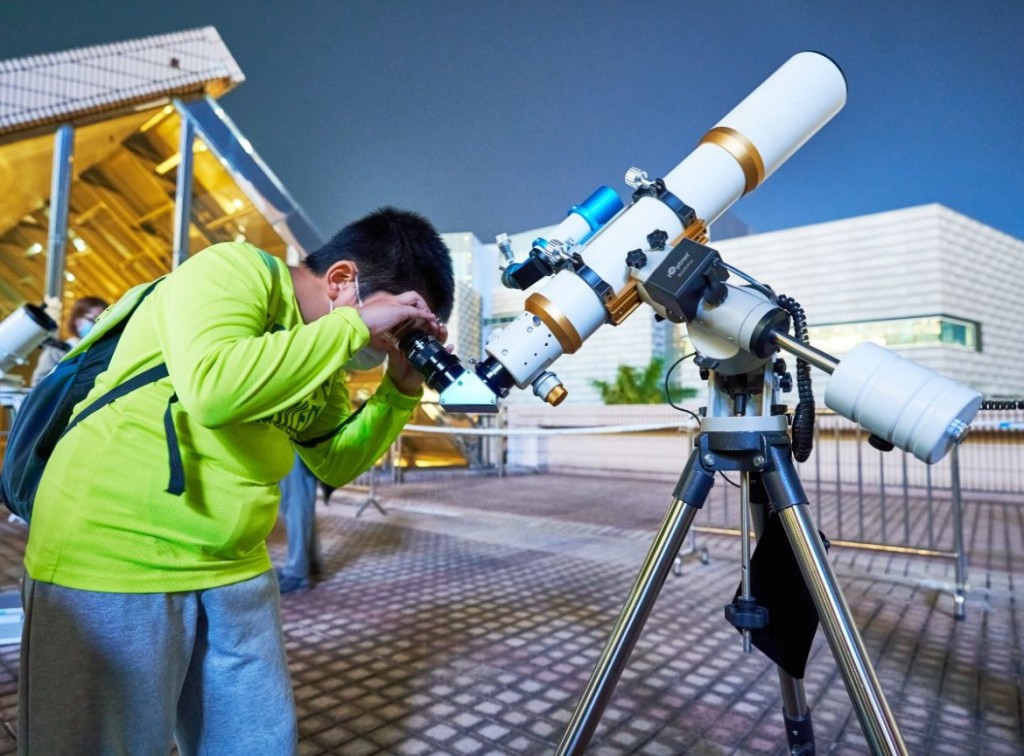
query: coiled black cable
[
  {"left": 980, "top": 399, "right": 1024, "bottom": 411},
  {"left": 776, "top": 294, "right": 815, "bottom": 462}
]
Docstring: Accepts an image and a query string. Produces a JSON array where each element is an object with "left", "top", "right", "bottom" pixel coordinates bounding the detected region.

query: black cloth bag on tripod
[{"left": 733, "top": 509, "right": 826, "bottom": 679}]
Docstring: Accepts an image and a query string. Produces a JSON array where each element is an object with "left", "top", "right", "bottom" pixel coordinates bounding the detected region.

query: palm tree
[{"left": 590, "top": 357, "right": 696, "bottom": 405}]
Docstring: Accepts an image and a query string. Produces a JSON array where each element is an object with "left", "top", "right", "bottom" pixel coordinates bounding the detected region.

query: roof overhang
[{"left": 0, "top": 27, "right": 244, "bottom": 140}]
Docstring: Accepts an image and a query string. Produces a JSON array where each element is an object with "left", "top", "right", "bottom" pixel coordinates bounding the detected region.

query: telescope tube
[{"left": 484, "top": 52, "right": 848, "bottom": 388}]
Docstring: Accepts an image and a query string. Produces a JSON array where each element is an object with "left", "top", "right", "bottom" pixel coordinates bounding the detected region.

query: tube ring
[{"left": 699, "top": 126, "right": 766, "bottom": 195}]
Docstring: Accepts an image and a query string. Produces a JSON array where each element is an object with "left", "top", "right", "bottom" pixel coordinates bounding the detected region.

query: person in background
[
  {"left": 30, "top": 296, "right": 109, "bottom": 386},
  {"left": 277, "top": 454, "right": 322, "bottom": 593}
]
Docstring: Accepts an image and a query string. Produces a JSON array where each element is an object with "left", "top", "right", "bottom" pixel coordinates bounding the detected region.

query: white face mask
[{"left": 330, "top": 274, "right": 388, "bottom": 371}]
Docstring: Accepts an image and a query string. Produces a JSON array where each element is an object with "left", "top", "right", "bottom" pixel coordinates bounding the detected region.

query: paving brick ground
[{"left": 0, "top": 471, "right": 1020, "bottom": 754}]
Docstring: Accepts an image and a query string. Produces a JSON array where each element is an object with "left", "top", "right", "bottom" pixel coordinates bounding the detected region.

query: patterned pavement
[{"left": 0, "top": 471, "right": 1020, "bottom": 754}]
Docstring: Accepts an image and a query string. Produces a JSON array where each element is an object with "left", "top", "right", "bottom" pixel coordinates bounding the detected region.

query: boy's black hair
[{"left": 305, "top": 207, "right": 455, "bottom": 322}]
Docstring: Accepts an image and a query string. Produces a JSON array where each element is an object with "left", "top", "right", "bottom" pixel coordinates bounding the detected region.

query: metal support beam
[
  {"left": 172, "top": 104, "right": 196, "bottom": 269},
  {"left": 45, "top": 124, "right": 75, "bottom": 314}
]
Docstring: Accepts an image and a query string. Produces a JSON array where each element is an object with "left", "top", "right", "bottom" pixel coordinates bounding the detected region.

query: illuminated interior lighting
[
  {"left": 232, "top": 198, "right": 245, "bottom": 210},
  {"left": 155, "top": 152, "right": 182, "bottom": 175},
  {"left": 140, "top": 104, "right": 176, "bottom": 133},
  {"left": 25, "top": 242, "right": 43, "bottom": 257},
  {"left": 72, "top": 237, "right": 87, "bottom": 252},
  {"left": 65, "top": 271, "right": 76, "bottom": 282}
]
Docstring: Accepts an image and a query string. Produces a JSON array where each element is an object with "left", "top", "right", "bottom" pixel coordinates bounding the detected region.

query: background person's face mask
[{"left": 76, "top": 318, "right": 95, "bottom": 339}]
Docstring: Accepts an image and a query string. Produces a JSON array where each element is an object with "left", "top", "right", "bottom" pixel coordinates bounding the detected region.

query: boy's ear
[{"left": 324, "top": 260, "right": 358, "bottom": 298}]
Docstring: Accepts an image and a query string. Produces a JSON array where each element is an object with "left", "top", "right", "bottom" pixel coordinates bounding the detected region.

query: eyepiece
[{"left": 398, "top": 328, "right": 467, "bottom": 394}]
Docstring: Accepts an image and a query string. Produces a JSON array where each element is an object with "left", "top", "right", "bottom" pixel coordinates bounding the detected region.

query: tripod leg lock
[
  {"left": 724, "top": 596, "right": 769, "bottom": 630},
  {"left": 783, "top": 710, "right": 815, "bottom": 755}
]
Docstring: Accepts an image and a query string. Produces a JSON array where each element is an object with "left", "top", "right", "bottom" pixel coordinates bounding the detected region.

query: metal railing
[{"left": 387, "top": 407, "right": 1024, "bottom": 620}]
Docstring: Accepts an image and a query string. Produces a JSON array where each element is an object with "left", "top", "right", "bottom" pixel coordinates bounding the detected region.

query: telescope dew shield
[
  {"left": 673, "top": 51, "right": 847, "bottom": 223},
  {"left": 824, "top": 342, "right": 983, "bottom": 464},
  {"left": 0, "top": 304, "right": 58, "bottom": 374},
  {"left": 487, "top": 51, "right": 847, "bottom": 390}
]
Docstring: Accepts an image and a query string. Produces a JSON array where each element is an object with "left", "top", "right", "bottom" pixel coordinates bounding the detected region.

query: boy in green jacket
[{"left": 19, "top": 208, "right": 454, "bottom": 755}]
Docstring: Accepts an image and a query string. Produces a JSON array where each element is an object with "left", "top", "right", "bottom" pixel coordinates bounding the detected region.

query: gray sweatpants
[{"left": 18, "top": 571, "right": 297, "bottom": 755}]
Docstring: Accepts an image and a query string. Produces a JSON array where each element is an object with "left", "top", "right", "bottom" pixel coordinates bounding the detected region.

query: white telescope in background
[{"left": 0, "top": 304, "right": 57, "bottom": 379}]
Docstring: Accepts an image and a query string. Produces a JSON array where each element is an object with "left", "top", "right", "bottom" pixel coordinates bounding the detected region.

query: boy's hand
[
  {"left": 356, "top": 291, "right": 439, "bottom": 337},
  {"left": 352, "top": 290, "right": 447, "bottom": 395}
]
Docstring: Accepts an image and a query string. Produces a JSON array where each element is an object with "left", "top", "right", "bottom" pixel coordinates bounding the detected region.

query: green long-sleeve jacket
[{"left": 25, "top": 242, "right": 419, "bottom": 592}]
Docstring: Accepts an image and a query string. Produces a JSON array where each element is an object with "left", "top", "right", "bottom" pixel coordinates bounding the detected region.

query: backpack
[{"left": 0, "top": 247, "right": 281, "bottom": 522}]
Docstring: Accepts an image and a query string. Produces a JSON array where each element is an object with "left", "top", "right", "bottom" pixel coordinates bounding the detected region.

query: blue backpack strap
[
  {"left": 61, "top": 364, "right": 170, "bottom": 439},
  {"left": 163, "top": 394, "right": 185, "bottom": 495},
  {"left": 255, "top": 248, "right": 282, "bottom": 327}
]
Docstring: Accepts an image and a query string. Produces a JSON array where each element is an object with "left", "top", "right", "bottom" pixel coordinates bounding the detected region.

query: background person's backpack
[{"left": 0, "top": 279, "right": 164, "bottom": 522}]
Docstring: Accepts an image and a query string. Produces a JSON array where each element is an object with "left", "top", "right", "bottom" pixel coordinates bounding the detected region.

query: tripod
[{"left": 555, "top": 365, "right": 908, "bottom": 755}]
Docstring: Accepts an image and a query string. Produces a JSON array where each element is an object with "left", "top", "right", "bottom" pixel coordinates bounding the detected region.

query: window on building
[{"left": 808, "top": 315, "right": 981, "bottom": 355}]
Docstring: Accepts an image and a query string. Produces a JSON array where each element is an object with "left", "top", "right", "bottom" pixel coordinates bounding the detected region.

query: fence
[{"left": 390, "top": 404, "right": 1024, "bottom": 619}]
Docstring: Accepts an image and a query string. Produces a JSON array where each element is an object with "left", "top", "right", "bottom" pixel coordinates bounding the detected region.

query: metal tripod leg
[
  {"left": 555, "top": 449, "right": 714, "bottom": 756},
  {"left": 764, "top": 446, "right": 907, "bottom": 755}
]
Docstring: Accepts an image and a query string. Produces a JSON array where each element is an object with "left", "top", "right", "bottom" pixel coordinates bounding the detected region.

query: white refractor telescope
[
  {"left": 0, "top": 304, "right": 57, "bottom": 383},
  {"left": 400, "top": 51, "right": 981, "bottom": 464}
]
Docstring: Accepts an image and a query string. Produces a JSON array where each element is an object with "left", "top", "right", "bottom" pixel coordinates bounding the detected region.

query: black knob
[
  {"left": 704, "top": 281, "right": 728, "bottom": 306},
  {"left": 646, "top": 229, "right": 669, "bottom": 250},
  {"left": 625, "top": 249, "right": 648, "bottom": 269}
]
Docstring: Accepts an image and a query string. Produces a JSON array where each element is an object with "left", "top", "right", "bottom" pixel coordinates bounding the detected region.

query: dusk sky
[{"left": 2, "top": 1, "right": 1022, "bottom": 244}]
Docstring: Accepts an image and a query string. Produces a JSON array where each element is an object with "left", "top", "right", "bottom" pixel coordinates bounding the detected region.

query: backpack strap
[
  {"left": 163, "top": 394, "right": 185, "bottom": 495},
  {"left": 61, "top": 364, "right": 169, "bottom": 439},
  {"left": 255, "top": 248, "right": 282, "bottom": 328}
]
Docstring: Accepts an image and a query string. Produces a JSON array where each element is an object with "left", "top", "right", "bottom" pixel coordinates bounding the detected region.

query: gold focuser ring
[
  {"left": 698, "top": 127, "right": 765, "bottom": 195},
  {"left": 525, "top": 293, "right": 584, "bottom": 353},
  {"left": 544, "top": 384, "right": 568, "bottom": 406}
]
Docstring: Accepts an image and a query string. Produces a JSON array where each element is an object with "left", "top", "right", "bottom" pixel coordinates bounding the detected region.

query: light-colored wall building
[
  {"left": 712, "top": 204, "right": 1023, "bottom": 401},
  {"left": 445, "top": 203, "right": 1023, "bottom": 408}
]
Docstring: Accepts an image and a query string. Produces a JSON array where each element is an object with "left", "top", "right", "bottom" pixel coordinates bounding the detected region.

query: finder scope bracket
[{"left": 626, "top": 169, "right": 698, "bottom": 229}]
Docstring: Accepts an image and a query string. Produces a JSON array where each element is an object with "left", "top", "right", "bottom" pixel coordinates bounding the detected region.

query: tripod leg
[
  {"left": 778, "top": 669, "right": 815, "bottom": 754},
  {"left": 555, "top": 496, "right": 703, "bottom": 756},
  {"left": 764, "top": 449, "right": 907, "bottom": 754}
]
